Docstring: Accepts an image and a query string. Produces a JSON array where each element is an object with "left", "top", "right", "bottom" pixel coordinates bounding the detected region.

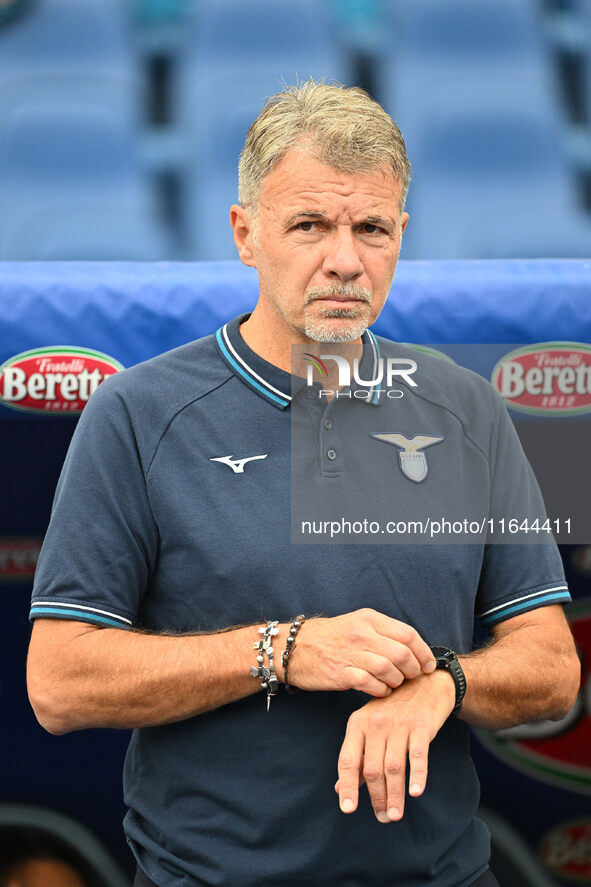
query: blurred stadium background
[
  {"left": 0, "top": 0, "right": 590, "bottom": 263},
  {"left": 1, "top": 3, "right": 591, "bottom": 885}
]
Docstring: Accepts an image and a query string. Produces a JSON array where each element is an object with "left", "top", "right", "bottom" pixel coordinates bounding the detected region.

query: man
[
  {"left": 27, "top": 82, "right": 579, "bottom": 887},
  {"left": 2, "top": 857, "right": 87, "bottom": 887},
  {"left": 0, "top": 827, "right": 89, "bottom": 887}
]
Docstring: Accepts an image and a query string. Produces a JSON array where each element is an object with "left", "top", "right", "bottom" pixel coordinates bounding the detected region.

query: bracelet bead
[
  {"left": 251, "top": 620, "right": 281, "bottom": 711},
  {"left": 281, "top": 614, "right": 306, "bottom": 694}
]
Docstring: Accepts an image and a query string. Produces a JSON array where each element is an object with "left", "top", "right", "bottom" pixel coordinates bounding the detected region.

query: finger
[
  {"left": 337, "top": 720, "right": 365, "bottom": 814},
  {"left": 362, "top": 730, "right": 389, "bottom": 823},
  {"left": 373, "top": 616, "right": 436, "bottom": 674},
  {"left": 365, "top": 640, "right": 423, "bottom": 682},
  {"left": 343, "top": 665, "right": 392, "bottom": 697},
  {"left": 354, "top": 651, "right": 406, "bottom": 689},
  {"left": 407, "top": 726, "right": 430, "bottom": 799},
  {"left": 384, "top": 735, "right": 408, "bottom": 822},
  {"left": 334, "top": 772, "right": 366, "bottom": 793}
]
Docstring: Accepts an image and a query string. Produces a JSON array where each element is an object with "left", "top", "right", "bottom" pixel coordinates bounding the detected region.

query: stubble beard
[{"left": 303, "top": 283, "right": 373, "bottom": 343}]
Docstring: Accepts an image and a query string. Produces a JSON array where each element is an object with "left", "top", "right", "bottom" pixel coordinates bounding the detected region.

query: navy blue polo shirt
[{"left": 31, "top": 315, "right": 569, "bottom": 887}]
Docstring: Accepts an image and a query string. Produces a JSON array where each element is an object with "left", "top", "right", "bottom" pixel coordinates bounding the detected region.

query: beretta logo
[
  {"left": 0, "top": 537, "right": 42, "bottom": 582},
  {"left": 476, "top": 598, "right": 591, "bottom": 795},
  {"left": 491, "top": 342, "right": 591, "bottom": 416},
  {"left": 539, "top": 818, "right": 591, "bottom": 882},
  {"left": 0, "top": 346, "right": 124, "bottom": 415}
]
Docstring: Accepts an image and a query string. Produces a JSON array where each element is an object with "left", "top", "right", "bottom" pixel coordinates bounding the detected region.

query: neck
[{"left": 239, "top": 304, "right": 364, "bottom": 381}]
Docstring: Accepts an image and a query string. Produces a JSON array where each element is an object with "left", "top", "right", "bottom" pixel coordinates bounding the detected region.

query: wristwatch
[{"left": 430, "top": 646, "right": 466, "bottom": 714}]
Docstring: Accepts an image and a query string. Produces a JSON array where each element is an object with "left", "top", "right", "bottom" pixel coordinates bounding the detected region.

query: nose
[{"left": 322, "top": 227, "right": 364, "bottom": 282}]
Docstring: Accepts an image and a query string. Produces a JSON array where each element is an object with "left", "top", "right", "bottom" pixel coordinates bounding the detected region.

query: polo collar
[{"left": 215, "top": 314, "right": 383, "bottom": 410}]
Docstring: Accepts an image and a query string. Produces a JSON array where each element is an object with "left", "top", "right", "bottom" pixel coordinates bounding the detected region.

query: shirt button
[
  {"left": 327, "top": 448, "right": 337, "bottom": 461},
  {"left": 324, "top": 418, "right": 333, "bottom": 430}
]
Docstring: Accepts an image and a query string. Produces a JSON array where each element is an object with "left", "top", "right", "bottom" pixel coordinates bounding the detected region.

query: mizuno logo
[{"left": 209, "top": 454, "right": 268, "bottom": 474}]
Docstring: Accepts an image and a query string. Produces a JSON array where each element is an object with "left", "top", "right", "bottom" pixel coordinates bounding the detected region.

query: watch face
[{"left": 431, "top": 645, "right": 454, "bottom": 663}]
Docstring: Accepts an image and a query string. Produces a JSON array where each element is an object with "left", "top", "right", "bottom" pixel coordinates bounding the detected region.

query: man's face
[{"left": 232, "top": 147, "right": 409, "bottom": 345}]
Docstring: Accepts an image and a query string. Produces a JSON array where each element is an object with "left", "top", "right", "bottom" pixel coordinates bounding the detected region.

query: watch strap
[{"left": 430, "top": 645, "right": 466, "bottom": 714}]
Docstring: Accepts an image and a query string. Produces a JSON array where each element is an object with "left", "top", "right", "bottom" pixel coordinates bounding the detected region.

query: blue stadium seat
[
  {"left": 0, "top": 0, "right": 170, "bottom": 259},
  {"left": 2, "top": 205, "right": 174, "bottom": 261},
  {"left": 457, "top": 203, "right": 591, "bottom": 259},
  {"left": 0, "top": 0, "right": 144, "bottom": 129},
  {"left": 0, "top": 0, "right": 133, "bottom": 72},
  {"left": 375, "top": 0, "right": 585, "bottom": 261},
  {"left": 0, "top": 104, "right": 172, "bottom": 260},
  {"left": 187, "top": 0, "right": 344, "bottom": 62},
  {"left": 382, "top": 0, "right": 560, "bottom": 121},
  {"left": 388, "top": 0, "right": 544, "bottom": 60},
  {"left": 1, "top": 104, "right": 141, "bottom": 186},
  {"left": 394, "top": 84, "right": 585, "bottom": 259},
  {"left": 177, "top": 0, "right": 348, "bottom": 259},
  {"left": 180, "top": 69, "right": 289, "bottom": 260}
]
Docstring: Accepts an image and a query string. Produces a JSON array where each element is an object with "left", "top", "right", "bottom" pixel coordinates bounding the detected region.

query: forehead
[{"left": 258, "top": 148, "right": 402, "bottom": 219}]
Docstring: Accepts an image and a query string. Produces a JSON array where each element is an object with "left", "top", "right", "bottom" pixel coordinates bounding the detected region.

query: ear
[
  {"left": 230, "top": 205, "right": 257, "bottom": 268},
  {"left": 401, "top": 212, "right": 409, "bottom": 234}
]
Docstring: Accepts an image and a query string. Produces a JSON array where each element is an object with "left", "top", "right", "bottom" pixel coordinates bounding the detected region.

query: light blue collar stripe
[
  {"left": 30, "top": 606, "right": 131, "bottom": 629},
  {"left": 216, "top": 328, "right": 289, "bottom": 407},
  {"left": 367, "top": 330, "right": 382, "bottom": 405},
  {"left": 221, "top": 323, "right": 291, "bottom": 402},
  {"left": 480, "top": 591, "right": 571, "bottom": 625}
]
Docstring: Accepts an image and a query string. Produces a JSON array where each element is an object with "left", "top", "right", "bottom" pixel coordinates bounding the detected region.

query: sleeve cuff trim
[
  {"left": 477, "top": 585, "right": 569, "bottom": 619},
  {"left": 478, "top": 588, "right": 571, "bottom": 627},
  {"left": 29, "top": 602, "right": 133, "bottom": 628}
]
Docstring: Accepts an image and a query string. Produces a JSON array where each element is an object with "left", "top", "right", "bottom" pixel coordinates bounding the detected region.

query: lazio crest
[{"left": 370, "top": 433, "right": 444, "bottom": 483}]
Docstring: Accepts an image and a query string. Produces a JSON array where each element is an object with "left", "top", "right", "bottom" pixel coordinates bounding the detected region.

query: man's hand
[
  {"left": 335, "top": 670, "right": 455, "bottom": 822},
  {"left": 28, "top": 610, "right": 434, "bottom": 734},
  {"left": 287, "top": 609, "right": 436, "bottom": 696}
]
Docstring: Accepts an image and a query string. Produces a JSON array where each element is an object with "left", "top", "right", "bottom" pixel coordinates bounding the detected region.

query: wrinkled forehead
[
  {"left": 258, "top": 148, "right": 403, "bottom": 217},
  {"left": 256, "top": 143, "right": 403, "bottom": 215}
]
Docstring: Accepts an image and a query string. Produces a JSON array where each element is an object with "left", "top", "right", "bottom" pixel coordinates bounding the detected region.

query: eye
[
  {"left": 361, "top": 223, "right": 385, "bottom": 235},
  {"left": 296, "top": 221, "right": 316, "bottom": 232}
]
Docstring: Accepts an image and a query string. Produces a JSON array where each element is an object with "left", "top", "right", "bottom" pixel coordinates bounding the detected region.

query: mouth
[
  {"left": 305, "top": 285, "right": 372, "bottom": 310},
  {"left": 310, "top": 297, "right": 370, "bottom": 316},
  {"left": 315, "top": 297, "right": 365, "bottom": 306},
  {"left": 318, "top": 297, "right": 367, "bottom": 311}
]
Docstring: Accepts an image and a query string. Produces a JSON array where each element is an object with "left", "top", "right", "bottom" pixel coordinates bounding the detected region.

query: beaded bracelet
[
  {"left": 281, "top": 614, "right": 306, "bottom": 694},
  {"left": 250, "top": 620, "right": 280, "bottom": 711}
]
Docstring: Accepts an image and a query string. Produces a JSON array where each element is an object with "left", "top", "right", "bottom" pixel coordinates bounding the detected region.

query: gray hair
[{"left": 238, "top": 80, "right": 411, "bottom": 215}]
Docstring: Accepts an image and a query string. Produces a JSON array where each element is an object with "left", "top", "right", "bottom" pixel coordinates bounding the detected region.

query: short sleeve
[
  {"left": 475, "top": 386, "right": 571, "bottom": 628},
  {"left": 30, "top": 375, "right": 158, "bottom": 629}
]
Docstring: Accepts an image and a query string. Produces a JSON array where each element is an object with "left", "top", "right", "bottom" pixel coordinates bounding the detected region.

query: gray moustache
[{"left": 305, "top": 285, "right": 372, "bottom": 305}]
